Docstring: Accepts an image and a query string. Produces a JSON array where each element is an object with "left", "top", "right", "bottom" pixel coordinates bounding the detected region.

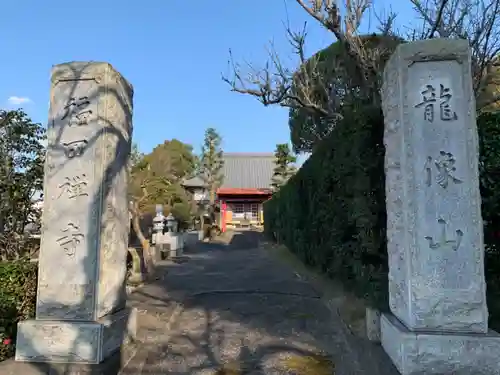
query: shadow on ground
[
  {"left": 120, "top": 230, "right": 398, "bottom": 375},
  {"left": 0, "top": 230, "right": 396, "bottom": 374}
]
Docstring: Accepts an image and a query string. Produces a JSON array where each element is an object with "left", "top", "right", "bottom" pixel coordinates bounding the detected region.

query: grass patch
[
  {"left": 281, "top": 353, "right": 335, "bottom": 375},
  {"left": 215, "top": 353, "right": 335, "bottom": 375}
]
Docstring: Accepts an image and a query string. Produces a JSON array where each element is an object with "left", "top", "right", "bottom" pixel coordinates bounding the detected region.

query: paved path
[
  {"left": 121, "top": 230, "right": 397, "bottom": 374},
  {"left": 1, "top": 230, "right": 397, "bottom": 374}
]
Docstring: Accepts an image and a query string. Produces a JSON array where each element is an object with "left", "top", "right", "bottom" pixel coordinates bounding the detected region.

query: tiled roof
[
  {"left": 218, "top": 187, "right": 272, "bottom": 195},
  {"left": 181, "top": 175, "right": 206, "bottom": 188},
  {"left": 221, "top": 153, "right": 275, "bottom": 189}
]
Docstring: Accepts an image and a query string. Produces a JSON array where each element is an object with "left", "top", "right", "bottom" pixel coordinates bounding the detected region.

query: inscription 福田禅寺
[
  {"left": 56, "top": 222, "right": 84, "bottom": 256},
  {"left": 58, "top": 174, "right": 88, "bottom": 199},
  {"left": 425, "top": 151, "right": 463, "bottom": 188},
  {"left": 69, "top": 110, "right": 93, "bottom": 127},
  {"left": 61, "top": 96, "right": 90, "bottom": 121},
  {"left": 415, "top": 83, "right": 458, "bottom": 123},
  {"left": 62, "top": 139, "right": 88, "bottom": 158},
  {"left": 424, "top": 218, "right": 463, "bottom": 251}
]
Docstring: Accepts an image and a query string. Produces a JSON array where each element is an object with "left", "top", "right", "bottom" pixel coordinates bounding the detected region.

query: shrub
[
  {"left": 265, "top": 109, "right": 500, "bottom": 328},
  {"left": 265, "top": 106, "right": 388, "bottom": 309},
  {"left": 0, "top": 261, "right": 37, "bottom": 361},
  {"left": 478, "top": 112, "right": 500, "bottom": 330}
]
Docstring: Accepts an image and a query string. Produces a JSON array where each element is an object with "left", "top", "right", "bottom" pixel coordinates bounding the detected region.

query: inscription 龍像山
[
  {"left": 424, "top": 218, "right": 463, "bottom": 251},
  {"left": 56, "top": 222, "right": 84, "bottom": 256},
  {"left": 424, "top": 151, "right": 463, "bottom": 188},
  {"left": 58, "top": 174, "right": 88, "bottom": 199},
  {"left": 415, "top": 84, "right": 458, "bottom": 123}
]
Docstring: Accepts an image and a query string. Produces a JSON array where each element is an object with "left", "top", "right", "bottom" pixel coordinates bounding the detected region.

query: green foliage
[
  {"left": 271, "top": 143, "right": 297, "bottom": 191},
  {"left": 266, "top": 106, "right": 388, "bottom": 308},
  {"left": 0, "top": 109, "right": 46, "bottom": 235},
  {"left": 129, "top": 139, "right": 196, "bottom": 215},
  {"left": 128, "top": 142, "right": 144, "bottom": 172},
  {"left": 289, "top": 34, "right": 403, "bottom": 153},
  {"left": 0, "top": 261, "right": 37, "bottom": 361},
  {"left": 199, "top": 127, "right": 224, "bottom": 203},
  {"left": 266, "top": 110, "right": 500, "bottom": 328},
  {"left": 478, "top": 112, "right": 500, "bottom": 330}
]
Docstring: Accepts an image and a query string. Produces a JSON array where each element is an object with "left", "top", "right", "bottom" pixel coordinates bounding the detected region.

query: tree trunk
[
  {"left": 131, "top": 210, "right": 154, "bottom": 276},
  {"left": 200, "top": 214, "right": 205, "bottom": 239}
]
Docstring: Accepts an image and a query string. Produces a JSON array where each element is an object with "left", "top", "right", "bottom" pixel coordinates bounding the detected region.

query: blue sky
[{"left": 0, "top": 1, "right": 414, "bottom": 160}]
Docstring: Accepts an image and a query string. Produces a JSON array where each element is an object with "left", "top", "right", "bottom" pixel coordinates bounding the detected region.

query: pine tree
[
  {"left": 271, "top": 143, "right": 297, "bottom": 191},
  {"left": 200, "top": 127, "right": 224, "bottom": 204}
]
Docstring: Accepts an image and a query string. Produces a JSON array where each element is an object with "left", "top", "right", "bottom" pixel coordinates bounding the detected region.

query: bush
[
  {"left": 478, "top": 112, "right": 500, "bottom": 330},
  {"left": 265, "top": 106, "right": 388, "bottom": 309},
  {"left": 0, "top": 261, "right": 37, "bottom": 361},
  {"left": 265, "top": 109, "right": 500, "bottom": 328}
]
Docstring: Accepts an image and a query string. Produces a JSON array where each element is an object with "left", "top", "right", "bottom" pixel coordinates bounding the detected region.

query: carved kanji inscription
[
  {"left": 424, "top": 151, "right": 463, "bottom": 188},
  {"left": 62, "top": 140, "right": 88, "bottom": 158},
  {"left": 58, "top": 174, "right": 88, "bottom": 199},
  {"left": 56, "top": 222, "right": 84, "bottom": 256},
  {"left": 415, "top": 84, "right": 458, "bottom": 123},
  {"left": 61, "top": 96, "right": 90, "bottom": 121},
  {"left": 424, "top": 218, "right": 463, "bottom": 251}
]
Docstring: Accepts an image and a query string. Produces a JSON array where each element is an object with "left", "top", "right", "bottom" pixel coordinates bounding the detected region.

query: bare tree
[
  {"left": 408, "top": 0, "right": 500, "bottom": 110},
  {"left": 223, "top": 0, "right": 500, "bottom": 120},
  {"left": 222, "top": 0, "right": 395, "bottom": 119},
  {"left": 129, "top": 179, "right": 158, "bottom": 276},
  {"left": 129, "top": 160, "right": 171, "bottom": 277}
]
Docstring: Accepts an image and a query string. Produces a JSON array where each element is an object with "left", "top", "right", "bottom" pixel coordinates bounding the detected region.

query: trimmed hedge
[
  {"left": 265, "top": 109, "right": 500, "bottom": 329},
  {"left": 0, "top": 261, "right": 37, "bottom": 361},
  {"left": 479, "top": 113, "right": 500, "bottom": 330}
]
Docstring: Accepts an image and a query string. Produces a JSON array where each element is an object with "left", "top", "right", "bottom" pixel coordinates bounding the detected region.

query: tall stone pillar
[
  {"left": 381, "top": 38, "right": 500, "bottom": 374},
  {"left": 15, "top": 62, "right": 136, "bottom": 364}
]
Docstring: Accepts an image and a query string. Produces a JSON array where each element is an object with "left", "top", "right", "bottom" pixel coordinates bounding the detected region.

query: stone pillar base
[
  {"left": 381, "top": 313, "right": 500, "bottom": 375},
  {"left": 14, "top": 307, "right": 137, "bottom": 364}
]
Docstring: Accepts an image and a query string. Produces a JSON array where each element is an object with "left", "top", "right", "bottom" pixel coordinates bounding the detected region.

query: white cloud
[{"left": 7, "top": 96, "right": 32, "bottom": 105}]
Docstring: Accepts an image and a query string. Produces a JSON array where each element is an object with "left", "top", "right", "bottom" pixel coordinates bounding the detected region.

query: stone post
[
  {"left": 381, "top": 39, "right": 500, "bottom": 374},
  {"left": 15, "top": 62, "right": 137, "bottom": 364}
]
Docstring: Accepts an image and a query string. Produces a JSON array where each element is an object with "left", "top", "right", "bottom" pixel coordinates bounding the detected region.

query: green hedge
[
  {"left": 0, "top": 261, "right": 37, "bottom": 361},
  {"left": 265, "top": 110, "right": 500, "bottom": 329},
  {"left": 479, "top": 113, "right": 500, "bottom": 330}
]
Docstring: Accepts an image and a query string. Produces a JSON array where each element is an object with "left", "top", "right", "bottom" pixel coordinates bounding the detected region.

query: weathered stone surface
[
  {"left": 382, "top": 39, "right": 488, "bottom": 333},
  {"left": 15, "top": 308, "right": 137, "bottom": 364},
  {"left": 15, "top": 320, "right": 102, "bottom": 363},
  {"left": 381, "top": 313, "right": 500, "bottom": 375},
  {"left": 36, "top": 61, "right": 133, "bottom": 321},
  {"left": 170, "top": 233, "right": 184, "bottom": 251},
  {"left": 366, "top": 307, "right": 381, "bottom": 342},
  {"left": 16, "top": 61, "right": 134, "bottom": 364},
  {"left": 101, "top": 307, "right": 137, "bottom": 360}
]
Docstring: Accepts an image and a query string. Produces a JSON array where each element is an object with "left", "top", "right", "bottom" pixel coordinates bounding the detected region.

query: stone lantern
[
  {"left": 166, "top": 213, "right": 178, "bottom": 233},
  {"left": 152, "top": 204, "right": 165, "bottom": 244}
]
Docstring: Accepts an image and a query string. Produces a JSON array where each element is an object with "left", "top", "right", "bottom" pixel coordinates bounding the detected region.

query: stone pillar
[
  {"left": 381, "top": 39, "right": 500, "bottom": 374},
  {"left": 15, "top": 62, "right": 137, "bottom": 364}
]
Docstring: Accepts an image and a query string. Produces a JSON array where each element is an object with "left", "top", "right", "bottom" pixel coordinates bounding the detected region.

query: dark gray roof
[
  {"left": 221, "top": 153, "right": 274, "bottom": 189},
  {"left": 181, "top": 175, "right": 206, "bottom": 188}
]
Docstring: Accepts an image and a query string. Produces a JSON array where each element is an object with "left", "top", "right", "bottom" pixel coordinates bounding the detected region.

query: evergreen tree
[
  {"left": 271, "top": 143, "right": 296, "bottom": 191},
  {"left": 199, "top": 127, "right": 224, "bottom": 203}
]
